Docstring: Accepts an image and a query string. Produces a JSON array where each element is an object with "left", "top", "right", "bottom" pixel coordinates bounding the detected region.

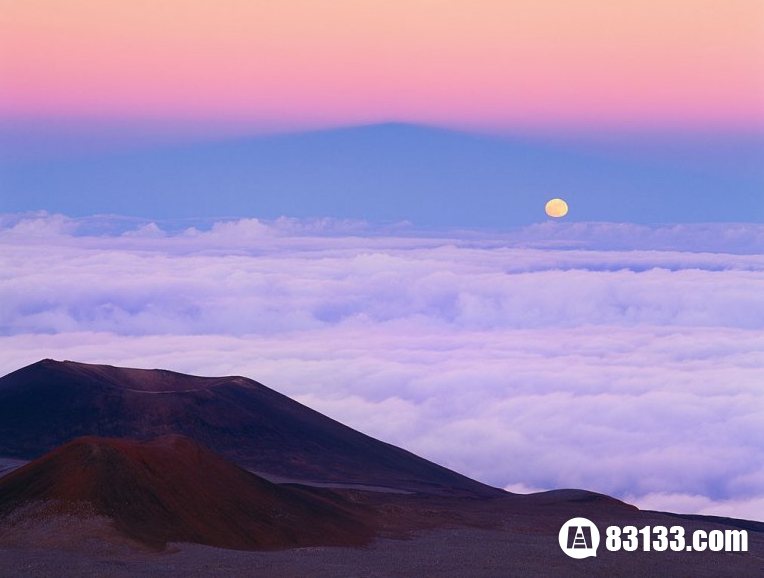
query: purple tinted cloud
[{"left": 1, "top": 213, "right": 762, "bottom": 520}]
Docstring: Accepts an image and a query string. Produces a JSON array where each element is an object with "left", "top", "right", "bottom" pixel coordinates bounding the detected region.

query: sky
[
  {"left": 2, "top": 1, "right": 762, "bottom": 224},
  {"left": 1, "top": 0, "right": 763, "bottom": 136},
  {"left": 1, "top": 1, "right": 763, "bottom": 522},
  {"left": 3, "top": 123, "right": 761, "bottom": 225}
]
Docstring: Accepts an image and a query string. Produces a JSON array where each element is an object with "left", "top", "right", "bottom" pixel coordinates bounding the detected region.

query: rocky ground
[{"left": 1, "top": 491, "right": 762, "bottom": 577}]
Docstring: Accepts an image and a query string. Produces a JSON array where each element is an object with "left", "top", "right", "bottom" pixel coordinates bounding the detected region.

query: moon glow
[{"left": 545, "top": 198, "right": 568, "bottom": 218}]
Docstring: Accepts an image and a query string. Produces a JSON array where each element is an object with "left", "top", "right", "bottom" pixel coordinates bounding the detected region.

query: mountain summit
[
  {"left": 0, "top": 434, "right": 373, "bottom": 549},
  {"left": 0, "top": 359, "right": 501, "bottom": 496}
]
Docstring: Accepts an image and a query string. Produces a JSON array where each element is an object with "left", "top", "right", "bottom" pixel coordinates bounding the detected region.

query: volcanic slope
[
  {"left": 0, "top": 434, "right": 373, "bottom": 550},
  {"left": 0, "top": 359, "right": 500, "bottom": 496}
]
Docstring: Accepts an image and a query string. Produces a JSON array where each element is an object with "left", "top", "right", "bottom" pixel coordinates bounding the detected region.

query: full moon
[{"left": 545, "top": 198, "right": 568, "bottom": 218}]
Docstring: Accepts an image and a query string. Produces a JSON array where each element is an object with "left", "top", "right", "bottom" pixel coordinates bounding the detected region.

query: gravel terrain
[{"left": 1, "top": 493, "right": 762, "bottom": 578}]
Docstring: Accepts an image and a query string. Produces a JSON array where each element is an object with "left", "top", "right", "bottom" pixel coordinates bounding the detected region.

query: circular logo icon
[{"left": 559, "top": 517, "right": 600, "bottom": 559}]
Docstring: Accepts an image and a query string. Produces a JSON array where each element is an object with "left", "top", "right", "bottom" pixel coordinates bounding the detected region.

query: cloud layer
[{"left": 1, "top": 213, "right": 763, "bottom": 520}]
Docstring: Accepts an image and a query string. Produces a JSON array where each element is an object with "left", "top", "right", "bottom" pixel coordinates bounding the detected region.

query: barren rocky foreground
[{"left": 1, "top": 490, "right": 762, "bottom": 577}]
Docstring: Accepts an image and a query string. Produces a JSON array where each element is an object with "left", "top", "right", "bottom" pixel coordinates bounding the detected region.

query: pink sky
[{"left": 1, "top": 1, "right": 763, "bottom": 131}]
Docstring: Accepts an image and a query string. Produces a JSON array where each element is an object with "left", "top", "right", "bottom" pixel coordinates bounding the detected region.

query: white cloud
[
  {"left": 0, "top": 211, "right": 78, "bottom": 237},
  {"left": 0, "top": 213, "right": 762, "bottom": 521},
  {"left": 504, "top": 482, "right": 551, "bottom": 494},
  {"left": 625, "top": 492, "right": 764, "bottom": 522},
  {"left": 1, "top": 227, "right": 763, "bottom": 335},
  {"left": 122, "top": 222, "right": 166, "bottom": 238}
]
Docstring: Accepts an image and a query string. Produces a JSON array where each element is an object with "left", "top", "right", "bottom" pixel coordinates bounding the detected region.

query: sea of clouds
[{"left": 1, "top": 212, "right": 763, "bottom": 520}]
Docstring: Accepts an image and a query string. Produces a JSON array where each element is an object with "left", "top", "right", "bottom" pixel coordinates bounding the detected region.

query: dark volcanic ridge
[
  {"left": 0, "top": 359, "right": 500, "bottom": 497},
  {"left": 0, "top": 435, "right": 374, "bottom": 550}
]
